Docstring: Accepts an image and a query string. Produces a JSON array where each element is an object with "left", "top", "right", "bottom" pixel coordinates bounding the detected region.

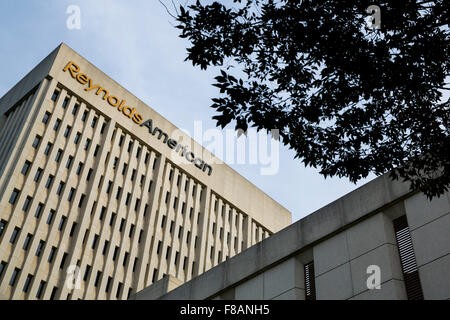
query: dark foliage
[{"left": 176, "top": 0, "right": 450, "bottom": 198}]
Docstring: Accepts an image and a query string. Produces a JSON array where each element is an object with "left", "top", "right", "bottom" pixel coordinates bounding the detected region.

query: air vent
[
  {"left": 393, "top": 215, "right": 424, "bottom": 300},
  {"left": 304, "top": 261, "right": 316, "bottom": 300}
]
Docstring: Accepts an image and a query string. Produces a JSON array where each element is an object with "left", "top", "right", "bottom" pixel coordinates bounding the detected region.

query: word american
[{"left": 63, "top": 61, "right": 213, "bottom": 176}]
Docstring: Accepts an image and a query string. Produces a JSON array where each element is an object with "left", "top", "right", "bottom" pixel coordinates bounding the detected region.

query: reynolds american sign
[{"left": 63, "top": 61, "right": 213, "bottom": 176}]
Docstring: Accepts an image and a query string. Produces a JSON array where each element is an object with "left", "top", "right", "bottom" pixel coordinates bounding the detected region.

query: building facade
[
  {"left": 134, "top": 174, "right": 450, "bottom": 300},
  {"left": 0, "top": 43, "right": 291, "bottom": 300}
]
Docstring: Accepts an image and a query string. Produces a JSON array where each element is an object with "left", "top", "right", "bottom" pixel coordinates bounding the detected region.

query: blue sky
[{"left": 0, "top": 0, "right": 377, "bottom": 222}]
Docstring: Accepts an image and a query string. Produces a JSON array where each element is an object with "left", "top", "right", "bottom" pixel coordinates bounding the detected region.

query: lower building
[{"left": 133, "top": 173, "right": 450, "bottom": 300}]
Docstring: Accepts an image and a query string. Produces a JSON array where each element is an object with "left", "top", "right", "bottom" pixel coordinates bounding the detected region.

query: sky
[{"left": 0, "top": 0, "right": 377, "bottom": 222}]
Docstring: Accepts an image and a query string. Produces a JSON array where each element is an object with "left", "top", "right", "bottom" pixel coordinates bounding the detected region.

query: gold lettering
[
  {"left": 107, "top": 95, "right": 120, "bottom": 107},
  {"left": 85, "top": 79, "right": 100, "bottom": 92},
  {"left": 63, "top": 61, "right": 79, "bottom": 78},
  {"left": 96, "top": 87, "right": 109, "bottom": 100},
  {"left": 76, "top": 73, "right": 88, "bottom": 85}
]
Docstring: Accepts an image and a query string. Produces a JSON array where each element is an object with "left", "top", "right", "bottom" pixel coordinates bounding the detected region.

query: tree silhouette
[{"left": 175, "top": 0, "right": 449, "bottom": 198}]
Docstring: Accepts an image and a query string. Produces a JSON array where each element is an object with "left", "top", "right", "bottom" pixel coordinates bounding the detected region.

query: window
[
  {"left": 34, "top": 168, "right": 42, "bottom": 182},
  {"left": 67, "top": 188, "right": 75, "bottom": 202},
  {"left": 74, "top": 132, "right": 81, "bottom": 144},
  {"left": 94, "top": 271, "right": 102, "bottom": 287},
  {"left": 138, "top": 230, "right": 143, "bottom": 243},
  {"left": 116, "top": 282, "right": 123, "bottom": 298},
  {"left": 21, "top": 161, "right": 31, "bottom": 175},
  {"left": 35, "top": 240, "right": 45, "bottom": 257},
  {"left": 45, "top": 175, "right": 54, "bottom": 189},
  {"left": 0, "top": 261, "right": 6, "bottom": 279},
  {"left": 106, "top": 181, "right": 112, "bottom": 194},
  {"left": 48, "top": 247, "right": 57, "bottom": 263},
  {"left": 23, "top": 274, "right": 33, "bottom": 293},
  {"left": 36, "top": 281, "right": 46, "bottom": 299},
  {"left": 131, "top": 169, "right": 136, "bottom": 181},
  {"left": 128, "top": 141, "right": 133, "bottom": 152},
  {"left": 91, "top": 117, "right": 97, "bottom": 128},
  {"left": 86, "top": 168, "right": 93, "bottom": 181},
  {"left": 152, "top": 269, "right": 157, "bottom": 283},
  {"left": 173, "top": 197, "right": 178, "bottom": 209},
  {"left": 166, "top": 246, "right": 171, "bottom": 259},
  {"left": 129, "top": 224, "right": 134, "bottom": 238},
  {"left": 116, "top": 186, "right": 122, "bottom": 199},
  {"left": 0, "top": 220, "right": 7, "bottom": 238},
  {"left": 32, "top": 135, "right": 41, "bottom": 148},
  {"left": 304, "top": 261, "right": 316, "bottom": 300},
  {"left": 144, "top": 152, "right": 149, "bottom": 164},
  {"left": 44, "top": 142, "right": 52, "bottom": 155},
  {"left": 78, "top": 194, "right": 85, "bottom": 208},
  {"left": 23, "top": 233, "right": 33, "bottom": 250},
  {"left": 157, "top": 241, "right": 162, "bottom": 254},
  {"left": 133, "top": 258, "right": 138, "bottom": 272},
  {"left": 169, "top": 169, "right": 173, "bottom": 181},
  {"left": 64, "top": 125, "right": 71, "bottom": 137},
  {"left": 161, "top": 216, "right": 166, "bottom": 228},
  {"left": 393, "top": 215, "right": 424, "bottom": 300},
  {"left": 83, "top": 265, "right": 91, "bottom": 281},
  {"left": 69, "top": 222, "right": 77, "bottom": 237},
  {"left": 62, "top": 97, "right": 69, "bottom": 109},
  {"left": 53, "top": 119, "right": 61, "bottom": 131},
  {"left": 102, "top": 240, "right": 109, "bottom": 255},
  {"left": 122, "top": 163, "right": 127, "bottom": 175},
  {"left": 56, "top": 181, "right": 64, "bottom": 195},
  {"left": 92, "top": 235, "right": 98, "bottom": 249},
  {"left": 148, "top": 180, "right": 153, "bottom": 192},
  {"left": 58, "top": 216, "right": 66, "bottom": 231},
  {"left": 10, "top": 227, "right": 20, "bottom": 244},
  {"left": 177, "top": 174, "right": 181, "bottom": 186},
  {"left": 22, "top": 196, "right": 32, "bottom": 212},
  {"left": 65, "top": 156, "right": 73, "bottom": 169},
  {"left": 113, "top": 246, "right": 119, "bottom": 261},
  {"left": 47, "top": 210, "right": 55, "bottom": 224},
  {"left": 126, "top": 193, "right": 131, "bottom": 206},
  {"left": 109, "top": 213, "right": 116, "bottom": 226},
  {"left": 94, "top": 145, "right": 100, "bottom": 157},
  {"left": 119, "top": 218, "right": 125, "bottom": 232},
  {"left": 178, "top": 227, "right": 182, "bottom": 239},
  {"left": 134, "top": 198, "right": 140, "bottom": 211},
  {"left": 55, "top": 149, "right": 63, "bottom": 162},
  {"left": 72, "top": 104, "right": 79, "bottom": 115},
  {"left": 60, "top": 253, "right": 68, "bottom": 269},
  {"left": 165, "top": 192, "right": 170, "bottom": 204},
  {"left": 105, "top": 277, "right": 112, "bottom": 293},
  {"left": 101, "top": 122, "right": 106, "bottom": 134},
  {"left": 9, "top": 268, "right": 20, "bottom": 286},
  {"left": 50, "top": 286, "right": 58, "bottom": 300},
  {"left": 9, "top": 189, "right": 20, "bottom": 205},
  {"left": 76, "top": 162, "right": 83, "bottom": 175},
  {"left": 83, "top": 138, "right": 90, "bottom": 151},
  {"left": 136, "top": 147, "right": 141, "bottom": 158},
  {"left": 51, "top": 90, "right": 59, "bottom": 101},
  {"left": 34, "top": 203, "right": 44, "bottom": 218},
  {"left": 81, "top": 110, "right": 88, "bottom": 121},
  {"left": 99, "top": 207, "right": 106, "bottom": 220}
]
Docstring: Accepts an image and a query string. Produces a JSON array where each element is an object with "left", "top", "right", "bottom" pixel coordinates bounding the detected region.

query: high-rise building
[{"left": 0, "top": 43, "right": 291, "bottom": 300}]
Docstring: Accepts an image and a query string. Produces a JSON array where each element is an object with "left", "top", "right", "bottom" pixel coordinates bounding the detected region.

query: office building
[{"left": 0, "top": 43, "right": 291, "bottom": 300}]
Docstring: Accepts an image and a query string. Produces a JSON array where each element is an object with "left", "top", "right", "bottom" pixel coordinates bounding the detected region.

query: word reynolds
[{"left": 63, "top": 61, "right": 213, "bottom": 176}]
